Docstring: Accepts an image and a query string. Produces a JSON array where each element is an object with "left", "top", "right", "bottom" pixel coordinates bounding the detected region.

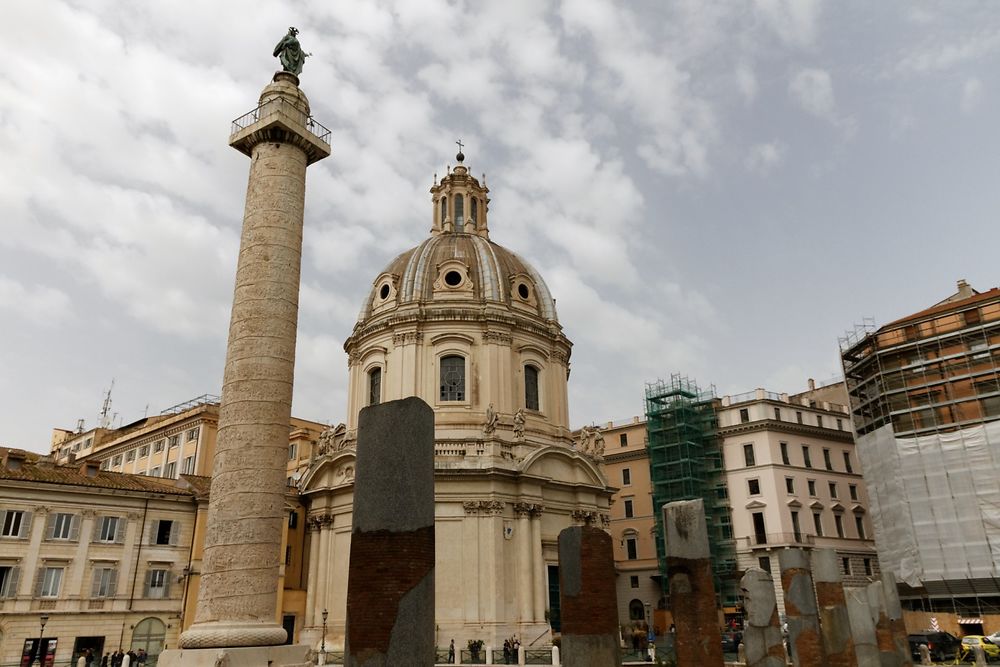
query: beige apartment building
[
  {"left": 717, "top": 381, "right": 879, "bottom": 611},
  {"left": 49, "top": 395, "right": 326, "bottom": 486},
  {"left": 597, "top": 418, "right": 664, "bottom": 631},
  {"left": 596, "top": 379, "right": 879, "bottom": 624}
]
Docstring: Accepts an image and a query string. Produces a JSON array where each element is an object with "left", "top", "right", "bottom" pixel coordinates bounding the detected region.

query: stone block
[
  {"left": 158, "top": 644, "right": 310, "bottom": 667},
  {"left": 811, "top": 549, "right": 856, "bottom": 666},
  {"left": 739, "top": 567, "right": 786, "bottom": 667},
  {"left": 779, "top": 549, "right": 824, "bottom": 667}
]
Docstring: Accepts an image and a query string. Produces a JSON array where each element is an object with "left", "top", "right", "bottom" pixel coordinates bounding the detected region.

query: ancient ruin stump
[{"left": 558, "top": 525, "right": 621, "bottom": 667}]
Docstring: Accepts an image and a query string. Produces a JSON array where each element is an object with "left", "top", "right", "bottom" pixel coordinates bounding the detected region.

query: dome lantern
[{"left": 430, "top": 143, "right": 489, "bottom": 237}]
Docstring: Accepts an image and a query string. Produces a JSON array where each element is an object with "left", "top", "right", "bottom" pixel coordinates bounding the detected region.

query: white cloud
[
  {"left": 0, "top": 277, "right": 72, "bottom": 326},
  {"left": 788, "top": 68, "right": 856, "bottom": 135},
  {"left": 736, "top": 63, "right": 759, "bottom": 103},
  {"left": 961, "top": 77, "right": 984, "bottom": 114},
  {"left": 753, "top": 0, "right": 823, "bottom": 49},
  {"left": 897, "top": 30, "right": 1000, "bottom": 75},
  {"left": 745, "top": 142, "right": 786, "bottom": 174}
]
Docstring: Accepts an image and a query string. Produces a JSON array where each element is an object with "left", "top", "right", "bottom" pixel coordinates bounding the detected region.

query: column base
[{"left": 158, "top": 644, "right": 310, "bottom": 667}]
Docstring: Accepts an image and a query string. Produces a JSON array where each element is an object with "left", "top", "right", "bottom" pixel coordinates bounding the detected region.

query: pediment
[
  {"left": 851, "top": 504, "right": 866, "bottom": 514},
  {"left": 745, "top": 499, "right": 767, "bottom": 510},
  {"left": 809, "top": 500, "right": 824, "bottom": 510},
  {"left": 786, "top": 499, "right": 802, "bottom": 508}
]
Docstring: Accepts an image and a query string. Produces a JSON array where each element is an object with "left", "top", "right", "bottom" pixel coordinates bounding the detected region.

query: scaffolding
[{"left": 645, "top": 374, "right": 738, "bottom": 607}]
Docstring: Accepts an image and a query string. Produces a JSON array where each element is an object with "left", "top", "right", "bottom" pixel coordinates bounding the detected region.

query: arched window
[
  {"left": 455, "top": 194, "right": 464, "bottom": 226},
  {"left": 440, "top": 196, "right": 447, "bottom": 223},
  {"left": 440, "top": 355, "right": 465, "bottom": 401},
  {"left": 629, "top": 599, "right": 645, "bottom": 621},
  {"left": 524, "top": 365, "right": 540, "bottom": 411},
  {"left": 368, "top": 367, "right": 382, "bottom": 406},
  {"left": 132, "top": 617, "right": 167, "bottom": 662},
  {"left": 471, "top": 197, "right": 478, "bottom": 223}
]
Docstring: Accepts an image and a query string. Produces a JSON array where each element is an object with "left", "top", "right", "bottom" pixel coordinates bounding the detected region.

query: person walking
[
  {"left": 447, "top": 639, "right": 455, "bottom": 664},
  {"left": 101, "top": 653, "right": 109, "bottom": 667}
]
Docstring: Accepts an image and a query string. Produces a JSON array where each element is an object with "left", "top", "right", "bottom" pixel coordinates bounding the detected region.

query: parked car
[
  {"left": 907, "top": 631, "right": 961, "bottom": 662},
  {"left": 960, "top": 635, "right": 1000, "bottom": 661}
]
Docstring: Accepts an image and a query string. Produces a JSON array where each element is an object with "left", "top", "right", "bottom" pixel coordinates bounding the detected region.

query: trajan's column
[{"left": 165, "top": 28, "right": 330, "bottom": 666}]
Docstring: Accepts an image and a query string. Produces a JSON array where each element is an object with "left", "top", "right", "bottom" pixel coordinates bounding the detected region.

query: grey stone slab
[{"left": 662, "top": 498, "right": 710, "bottom": 560}]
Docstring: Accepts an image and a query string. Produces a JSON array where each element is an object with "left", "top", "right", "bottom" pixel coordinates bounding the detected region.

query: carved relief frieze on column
[
  {"left": 570, "top": 509, "right": 598, "bottom": 526},
  {"left": 513, "top": 502, "right": 533, "bottom": 517},
  {"left": 463, "top": 501, "right": 481, "bottom": 515},
  {"left": 599, "top": 513, "right": 611, "bottom": 529},
  {"left": 480, "top": 500, "right": 505, "bottom": 516},
  {"left": 347, "top": 351, "right": 361, "bottom": 368}
]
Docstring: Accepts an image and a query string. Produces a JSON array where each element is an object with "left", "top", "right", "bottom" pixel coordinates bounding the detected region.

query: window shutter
[
  {"left": 115, "top": 517, "right": 127, "bottom": 544},
  {"left": 93, "top": 517, "right": 103, "bottom": 542},
  {"left": 149, "top": 520, "right": 160, "bottom": 545},
  {"left": 45, "top": 514, "right": 56, "bottom": 540},
  {"left": 90, "top": 568, "right": 102, "bottom": 598},
  {"left": 108, "top": 568, "right": 118, "bottom": 598},
  {"left": 169, "top": 521, "right": 180, "bottom": 546},
  {"left": 4, "top": 566, "right": 20, "bottom": 598},
  {"left": 19, "top": 511, "right": 32, "bottom": 538},
  {"left": 143, "top": 569, "right": 153, "bottom": 597},
  {"left": 34, "top": 567, "right": 46, "bottom": 597},
  {"left": 163, "top": 570, "right": 172, "bottom": 597},
  {"left": 69, "top": 514, "right": 81, "bottom": 541}
]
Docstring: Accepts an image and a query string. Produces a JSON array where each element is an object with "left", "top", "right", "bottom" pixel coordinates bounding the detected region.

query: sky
[{"left": 1, "top": 1, "right": 999, "bottom": 453}]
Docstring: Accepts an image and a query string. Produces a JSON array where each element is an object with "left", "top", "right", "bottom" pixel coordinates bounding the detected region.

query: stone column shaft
[
  {"left": 516, "top": 508, "right": 533, "bottom": 622},
  {"left": 304, "top": 525, "right": 321, "bottom": 628},
  {"left": 779, "top": 548, "right": 825, "bottom": 667},
  {"left": 845, "top": 587, "right": 880, "bottom": 667},
  {"left": 812, "top": 549, "right": 857, "bottom": 666},
  {"left": 531, "top": 514, "right": 545, "bottom": 622},
  {"left": 557, "top": 526, "right": 621, "bottom": 667},
  {"left": 663, "top": 499, "right": 724, "bottom": 667},
  {"left": 739, "top": 567, "right": 786, "bottom": 667}
]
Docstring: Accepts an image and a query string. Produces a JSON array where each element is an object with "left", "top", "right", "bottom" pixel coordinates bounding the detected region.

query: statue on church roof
[{"left": 273, "top": 27, "right": 310, "bottom": 75}]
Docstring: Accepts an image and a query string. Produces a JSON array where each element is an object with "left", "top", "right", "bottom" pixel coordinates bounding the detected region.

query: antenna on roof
[
  {"left": 76, "top": 419, "right": 85, "bottom": 433},
  {"left": 99, "top": 379, "right": 115, "bottom": 429}
]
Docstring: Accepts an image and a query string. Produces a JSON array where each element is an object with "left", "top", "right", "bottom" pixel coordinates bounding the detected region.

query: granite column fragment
[
  {"left": 739, "top": 567, "right": 786, "bottom": 667},
  {"left": 557, "top": 525, "right": 621, "bottom": 667},
  {"left": 812, "top": 549, "right": 857, "bottom": 666},
  {"left": 779, "top": 548, "right": 825, "bottom": 667}
]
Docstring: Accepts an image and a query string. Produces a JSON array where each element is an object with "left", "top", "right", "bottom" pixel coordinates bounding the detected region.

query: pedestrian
[
  {"left": 448, "top": 639, "right": 455, "bottom": 663},
  {"left": 121, "top": 650, "right": 132, "bottom": 667},
  {"left": 503, "top": 639, "right": 511, "bottom": 664},
  {"left": 101, "top": 653, "right": 109, "bottom": 667},
  {"left": 136, "top": 649, "right": 147, "bottom": 666},
  {"left": 112, "top": 650, "right": 123, "bottom": 667},
  {"left": 76, "top": 649, "right": 87, "bottom": 667}
]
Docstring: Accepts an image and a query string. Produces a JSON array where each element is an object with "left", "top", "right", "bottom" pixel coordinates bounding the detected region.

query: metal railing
[
  {"left": 230, "top": 97, "right": 331, "bottom": 145},
  {"left": 744, "top": 532, "right": 815, "bottom": 547}
]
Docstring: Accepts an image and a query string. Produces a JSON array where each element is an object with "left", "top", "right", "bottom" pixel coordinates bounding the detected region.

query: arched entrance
[{"left": 131, "top": 617, "right": 166, "bottom": 663}]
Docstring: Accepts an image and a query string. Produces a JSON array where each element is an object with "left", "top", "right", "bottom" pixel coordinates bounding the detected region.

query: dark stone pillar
[
  {"left": 345, "top": 397, "right": 435, "bottom": 667},
  {"left": 779, "top": 548, "right": 825, "bottom": 667},
  {"left": 558, "top": 525, "right": 621, "bottom": 666},
  {"left": 739, "top": 567, "right": 786, "bottom": 667},
  {"left": 812, "top": 549, "right": 857, "bottom": 666}
]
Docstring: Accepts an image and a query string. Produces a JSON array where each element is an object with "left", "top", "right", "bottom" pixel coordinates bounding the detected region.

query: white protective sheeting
[{"left": 855, "top": 420, "right": 1000, "bottom": 587}]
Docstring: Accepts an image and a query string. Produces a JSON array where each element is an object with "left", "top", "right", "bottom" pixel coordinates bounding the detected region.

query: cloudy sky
[{"left": 2, "top": 1, "right": 998, "bottom": 452}]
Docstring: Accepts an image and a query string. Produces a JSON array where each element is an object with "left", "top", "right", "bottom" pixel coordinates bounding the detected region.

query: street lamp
[
  {"left": 34, "top": 614, "right": 49, "bottom": 666},
  {"left": 319, "top": 608, "right": 328, "bottom": 665}
]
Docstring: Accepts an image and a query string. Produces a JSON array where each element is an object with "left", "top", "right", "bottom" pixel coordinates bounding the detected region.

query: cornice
[
  {"left": 602, "top": 449, "right": 650, "bottom": 464},
  {"left": 719, "top": 419, "right": 855, "bottom": 443}
]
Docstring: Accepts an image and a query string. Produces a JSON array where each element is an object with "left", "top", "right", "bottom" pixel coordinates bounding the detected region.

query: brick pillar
[
  {"left": 557, "top": 525, "right": 621, "bottom": 667},
  {"left": 779, "top": 548, "right": 825, "bottom": 667},
  {"left": 739, "top": 567, "right": 786, "bottom": 667},
  {"left": 345, "top": 397, "right": 435, "bottom": 667},
  {"left": 844, "top": 587, "right": 880, "bottom": 667},
  {"left": 811, "top": 549, "right": 857, "bottom": 666},
  {"left": 662, "top": 499, "right": 724, "bottom": 667}
]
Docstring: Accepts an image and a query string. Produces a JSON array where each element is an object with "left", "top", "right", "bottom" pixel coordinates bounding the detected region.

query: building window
[
  {"left": 471, "top": 197, "right": 478, "bottom": 223},
  {"left": 796, "top": 411, "right": 803, "bottom": 424},
  {"left": 624, "top": 499, "right": 634, "bottom": 518},
  {"left": 785, "top": 477, "right": 795, "bottom": 494},
  {"left": 823, "top": 448, "right": 833, "bottom": 470},
  {"left": 743, "top": 443, "right": 756, "bottom": 467},
  {"left": 152, "top": 520, "right": 176, "bottom": 546},
  {"left": 849, "top": 484, "right": 858, "bottom": 501},
  {"left": 112, "top": 454, "right": 122, "bottom": 467},
  {"left": 817, "top": 415, "right": 824, "bottom": 429},
  {"left": 808, "top": 480, "right": 817, "bottom": 496},
  {"left": 622, "top": 468, "right": 631, "bottom": 486},
  {"left": 620, "top": 433, "right": 628, "bottom": 447},
  {"left": 150, "top": 467, "right": 160, "bottom": 477},
  {"left": 288, "top": 511, "right": 298, "bottom": 529},
  {"left": 165, "top": 462, "right": 176, "bottom": 479},
  {"left": 524, "top": 365, "right": 540, "bottom": 411},
  {"left": 126, "top": 449, "right": 136, "bottom": 463},
  {"left": 168, "top": 435, "right": 179, "bottom": 448},
  {"left": 748, "top": 479, "right": 761, "bottom": 495},
  {"left": 780, "top": 442, "right": 790, "bottom": 465},
  {"left": 139, "top": 445, "right": 149, "bottom": 458},
  {"left": 834, "top": 513, "right": 845, "bottom": 538},
  {"left": 439, "top": 355, "right": 465, "bottom": 401},
  {"left": 187, "top": 427, "right": 199, "bottom": 441},
  {"left": 440, "top": 196, "right": 447, "bottom": 223},
  {"left": 863, "top": 558, "right": 872, "bottom": 576},
  {"left": 842, "top": 557, "right": 851, "bottom": 575},
  {"left": 454, "top": 194, "right": 464, "bottom": 226},
  {"left": 145, "top": 569, "right": 169, "bottom": 598},
  {"left": 856, "top": 516, "right": 866, "bottom": 540},
  {"left": 629, "top": 575, "right": 639, "bottom": 589},
  {"left": 288, "top": 443, "right": 298, "bottom": 461},
  {"left": 97, "top": 516, "right": 121, "bottom": 542},
  {"left": 802, "top": 446, "right": 812, "bottom": 468},
  {"left": 773, "top": 407, "right": 781, "bottom": 421},
  {"left": 758, "top": 556, "right": 771, "bottom": 572},
  {"left": 1, "top": 510, "right": 28, "bottom": 538},
  {"left": 829, "top": 482, "right": 838, "bottom": 499},
  {"left": 836, "top": 418, "right": 843, "bottom": 431},
  {"left": 843, "top": 452, "right": 853, "bottom": 474},
  {"left": 0, "top": 565, "right": 20, "bottom": 598},
  {"left": 752, "top": 512, "right": 767, "bottom": 544},
  {"left": 91, "top": 567, "right": 117, "bottom": 598},
  {"left": 813, "top": 512, "right": 823, "bottom": 536},
  {"left": 625, "top": 537, "right": 638, "bottom": 560},
  {"left": 791, "top": 511, "right": 802, "bottom": 541},
  {"left": 49, "top": 513, "right": 75, "bottom": 540},
  {"left": 84, "top": 438, "right": 92, "bottom": 448},
  {"left": 182, "top": 456, "right": 195, "bottom": 475},
  {"left": 285, "top": 545, "right": 292, "bottom": 566},
  {"left": 368, "top": 367, "right": 382, "bottom": 406},
  {"left": 629, "top": 598, "right": 645, "bottom": 620},
  {"left": 739, "top": 408, "right": 750, "bottom": 423},
  {"left": 153, "top": 440, "right": 164, "bottom": 453},
  {"left": 38, "top": 567, "right": 64, "bottom": 598}
]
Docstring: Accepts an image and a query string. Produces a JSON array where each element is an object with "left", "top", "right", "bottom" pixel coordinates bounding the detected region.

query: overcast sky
[{"left": 2, "top": 1, "right": 998, "bottom": 452}]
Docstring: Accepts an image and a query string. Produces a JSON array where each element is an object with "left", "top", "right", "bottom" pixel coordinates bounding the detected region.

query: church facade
[{"left": 298, "top": 153, "right": 614, "bottom": 649}]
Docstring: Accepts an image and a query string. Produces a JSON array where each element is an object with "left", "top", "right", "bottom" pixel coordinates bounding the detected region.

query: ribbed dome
[{"left": 357, "top": 232, "right": 558, "bottom": 322}]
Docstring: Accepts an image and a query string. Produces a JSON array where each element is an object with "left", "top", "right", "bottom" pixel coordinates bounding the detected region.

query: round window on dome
[
  {"left": 379, "top": 284, "right": 391, "bottom": 300},
  {"left": 517, "top": 283, "right": 530, "bottom": 300},
  {"left": 444, "top": 270, "right": 463, "bottom": 287}
]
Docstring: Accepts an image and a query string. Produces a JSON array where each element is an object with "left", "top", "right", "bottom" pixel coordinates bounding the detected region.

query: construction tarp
[{"left": 856, "top": 420, "right": 1000, "bottom": 587}]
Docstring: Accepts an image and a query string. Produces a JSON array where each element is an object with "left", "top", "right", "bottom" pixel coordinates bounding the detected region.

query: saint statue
[
  {"left": 484, "top": 402, "right": 499, "bottom": 435},
  {"left": 513, "top": 408, "right": 525, "bottom": 441},
  {"left": 273, "top": 27, "right": 310, "bottom": 75}
]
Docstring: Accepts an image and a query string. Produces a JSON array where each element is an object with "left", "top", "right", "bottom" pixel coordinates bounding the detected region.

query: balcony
[{"left": 742, "top": 533, "right": 815, "bottom": 549}]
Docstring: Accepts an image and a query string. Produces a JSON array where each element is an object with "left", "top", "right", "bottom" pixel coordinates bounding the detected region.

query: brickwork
[
  {"left": 346, "top": 525, "right": 434, "bottom": 660},
  {"left": 779, "top": 549, "right": 825, "bottom": 667},
  {"left": 559, "top": 527, "right": 618, "bottom": 635},
  {"left": 668, "top": 556, "right": 725, "bottom": 665}
]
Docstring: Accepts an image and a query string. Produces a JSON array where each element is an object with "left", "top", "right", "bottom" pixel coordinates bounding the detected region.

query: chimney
[
  {"left": 808, "top": 378, "right": 816, "bottom": 390},
  {"left": 80, "top": 460, "right": 101, "bottom": 478},
  {"left": 3, "top": 449, "right": 27, "bottom": 471}
]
